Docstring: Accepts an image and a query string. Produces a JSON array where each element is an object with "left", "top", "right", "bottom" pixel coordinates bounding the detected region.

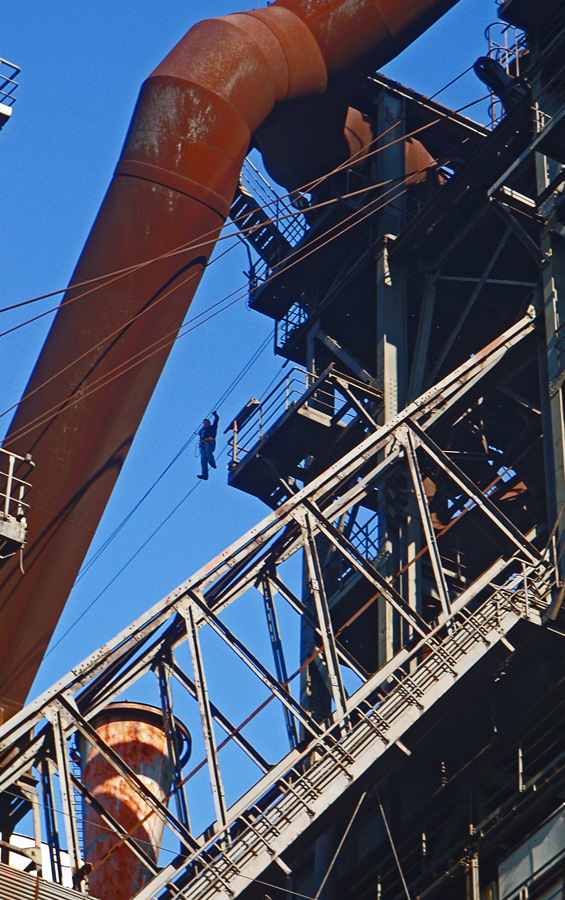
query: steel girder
[{"left": 0, "top": 310, "right": 556, "bottom": 900}]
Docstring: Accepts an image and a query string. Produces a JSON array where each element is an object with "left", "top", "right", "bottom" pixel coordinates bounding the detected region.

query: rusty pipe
[
  {"left": 79, "top": 703, "right": 190, "bottom": 900},
  {"left": 0, "top": 0, "right": 459, "bottom": 721}
]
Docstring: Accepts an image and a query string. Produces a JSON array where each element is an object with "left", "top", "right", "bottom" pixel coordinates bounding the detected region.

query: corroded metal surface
[
  {"left": 80, "top": 703, "right": 188, "bottom": 900},
  {"left": 0, "top": 0, "right": 459, "bottom": 719}
]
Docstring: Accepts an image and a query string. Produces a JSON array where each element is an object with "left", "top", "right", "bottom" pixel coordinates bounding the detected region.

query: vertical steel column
[
  {"left": 536, "top": 152, "right": 565, "bottom": 577},
  {"left": 157, "top": 659, "right": 190, "bottom": 830},
  {"left": 376, "top": 234, "right": 408, "bottom": 665},
  {"left": 377, "top": 234, "right": 407, "bottom": 421},
  {"left": 404, "top": 429, "right": 451, "bottom": 618},
  {"left": 45, "top": 708, "right": 83, "bottom": 886},
  {"left": 375, "top": 90, "right": 408, "bottom": 669},
  {"left": 184, "top": 603, "right": 228, "bottom": 835},
  {"left": 402, "top": 507, "right": 421, "bottom": 656},
  {"left": 261, "top": 577, "right": 299, "bottom": 749},
  {"left": 21, "top": 779, "right": 43, "bottom": 877},
  {"left": 301, "top": 513, "right": 348, "bottom": 731},
  {"left": 376, "top": 91, "right": 406, "bottom": 240},
  {"left": 40, "top": 758, "right": 64, "bottom": 884},
  {"left": 408, "top": 271, "right": 438, "bottom": 402},
  {"left": 466, "top": 855, "right": 480, "bottom": 900},
  {"left": 376, "top": 91, "right": 407, "bottom": 419}
]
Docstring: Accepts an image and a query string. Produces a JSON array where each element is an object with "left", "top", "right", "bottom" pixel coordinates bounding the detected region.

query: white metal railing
[
  {"left": 486, "top": 22, "right": 526, "bottom": 127},
  {"left": 240, "top": 158, "right": 309, "bottom": 287},
  {"left": 0, "top": 58, "right": 19, "bottom": 109},
  {"left": 0, "top": 446, "right": 32, "bottom": 522},
  {"left": 228, "top": 367, "right": 360, "bottom": 468}
]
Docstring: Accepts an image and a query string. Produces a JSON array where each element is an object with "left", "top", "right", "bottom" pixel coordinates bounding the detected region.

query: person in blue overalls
[{"left": 197, "top": 411, "right": 219, "bottom": 480}]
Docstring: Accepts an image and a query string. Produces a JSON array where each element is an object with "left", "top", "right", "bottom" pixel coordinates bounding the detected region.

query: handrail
[
  {"left": 0, "top": 58, "right": 20, "bottom": 108},
  {"left": 0, "top": 447, "right": 33, "bottom": 520},
  {"left": 227, "top": 366, "right": 376, "bottom": 469}
]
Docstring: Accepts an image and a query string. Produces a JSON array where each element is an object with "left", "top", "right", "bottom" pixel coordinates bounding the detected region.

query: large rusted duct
[
  {"left": 79, "top": 703, "right": 190, "bottom": 900},
  {"left": 0, "top": 0, "right": 459, "bottom": 721}
]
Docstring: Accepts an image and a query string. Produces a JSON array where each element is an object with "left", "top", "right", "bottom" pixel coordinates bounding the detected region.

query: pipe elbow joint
[{"left": 117, "top": 7, "right": 327, "bottom": 220}]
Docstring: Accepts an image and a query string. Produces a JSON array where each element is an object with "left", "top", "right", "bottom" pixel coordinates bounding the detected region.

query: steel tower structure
[{"left": 2, "top": 1, "right": 565, "bottom": 899}]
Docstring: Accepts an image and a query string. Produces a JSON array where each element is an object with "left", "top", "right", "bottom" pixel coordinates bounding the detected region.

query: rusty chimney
[{"left": 79, "top": 702, "right": 190, "bottom": 900}]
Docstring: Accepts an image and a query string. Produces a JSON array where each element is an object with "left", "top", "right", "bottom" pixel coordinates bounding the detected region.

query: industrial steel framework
[
  {"left": 2, "top": 0, "right": 565, "bottom": 898},
  {"left": 0, "top": 308, "right": 559, "bottom": 899}
]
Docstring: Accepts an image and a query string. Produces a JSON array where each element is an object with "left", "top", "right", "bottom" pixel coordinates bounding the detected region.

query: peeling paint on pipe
[
  {"left": 79, "top": 703, "right": 190, "bottom": 900},
  {"left": 0, "top": 0, "right": 459, "bottom": 721}
]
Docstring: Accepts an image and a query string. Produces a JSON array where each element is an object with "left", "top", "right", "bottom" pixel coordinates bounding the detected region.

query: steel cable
[
  {"left": 2, "top": 173, "right": 416, "bottom": 446},
  {"left": 0, "top": 93, "right": 489, "bottom": 437}
]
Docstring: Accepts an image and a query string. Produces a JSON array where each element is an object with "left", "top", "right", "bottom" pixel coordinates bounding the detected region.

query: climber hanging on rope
[{"left": 197, "top": 411, "right": 219, "bottom": 480}]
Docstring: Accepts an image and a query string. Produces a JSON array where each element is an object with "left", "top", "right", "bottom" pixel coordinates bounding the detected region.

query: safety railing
[
  {"left": 241, "top": 160, "right": 388, "bottom": 299},
  {"left": 0, "top": 447, "right": 32, "bottom": 523},
  {"left": 485, "top": 22, "right": 526, "bottom": 127},
  {"left": 227, "top": 367, "right": 370, "bottom": 469},
  {"left": 158, "top": 560, "right": 556, "bottom": 900},
  {"left": 242, "top": 159, "right": 308, "bottom": 248},
  {"left": 0, "top": 58, "right": 19, "bottom": 109},
  {"left": 240, "top": 158, "right": 310, "bottom": 289},
  {"left": 275, "top": 299, "right": 309, "bottom": 349}
]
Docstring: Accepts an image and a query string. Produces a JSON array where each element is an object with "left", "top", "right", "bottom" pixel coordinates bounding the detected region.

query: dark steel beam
[
  {"left": 403, "top": 428, "right": 451, "bottom": 618},
  {"left": 301, "top": 512, "right": 349, "bottom": 730},
  {"left": 184, "top": 602, "right": 228, "bottom": 834},
  {"left": 408, "top": 421, "right": 544, "bottom": 564}
]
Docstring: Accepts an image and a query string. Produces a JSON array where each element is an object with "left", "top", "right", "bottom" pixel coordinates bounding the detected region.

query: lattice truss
[{"left": 0, "top": 310, "right": 558, "bottom": 900}]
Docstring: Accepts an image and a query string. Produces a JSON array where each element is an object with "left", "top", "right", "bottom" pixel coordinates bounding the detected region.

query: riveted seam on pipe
[{"left": 115, "top": 160, "right": 232, "bottom": 219}]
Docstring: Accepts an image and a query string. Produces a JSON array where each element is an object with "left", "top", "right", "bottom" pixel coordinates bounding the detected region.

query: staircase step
[
  {"left": 229, "top": 184, "right": 293, "bottom": 267},
  {"left": 138, "top": 571, "right": 550, "bottom": 900}
]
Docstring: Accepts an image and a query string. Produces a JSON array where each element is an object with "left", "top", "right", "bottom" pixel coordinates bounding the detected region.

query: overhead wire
[
  {"left": 313, "top": 790, "right": 368, "bottom": 900},
  {"left": 2, "top": 170, "right": 417, "bottom": 447},
  {"left": 0, "top": 90, "right": 488, "bottom": 440},
  {"left": 16, "top": 80, "right": 490, "bottom": 656},
  {"left": 0, "top": 59, "right": 485, "bottom": 324},
  {"left": 374, "top": 783, "right": 412, "bottom": 900},
  {"left": 0, "top": 124, "right": 433, "bottom": 437},
  {"left": 46, "top": 318, "right": 302, "bottom": 652},
  {"left": 72, "top": 331, "right": 272, "bottom": 584},
  {"left": 0, "top": 238, "right": 240, "bottom": 427},
  {"left": 0, "top": 118, "right": 405, "bottom": 326},
  {"left": 428, "top": 63, "right": 475, "bottom": 100},
  {"left": 11, "top": 153, "right": 457, "bottom": 648},
  {"left": 0, "top": 94, "right": 473, "bottom": 336},
  {"left": 44, "top": 331, "right": 272, "bottom": 656}
]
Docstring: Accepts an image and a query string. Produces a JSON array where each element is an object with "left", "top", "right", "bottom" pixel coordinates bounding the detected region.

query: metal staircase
[
  {"left": 0, "top": 310, "right": 557, "bottom": 900},
  {"left": 137, "top": 560, "right": 551, "bottom": 900},
  {"left": 229, "top": 182, "right": 293, "bottom": 270}
]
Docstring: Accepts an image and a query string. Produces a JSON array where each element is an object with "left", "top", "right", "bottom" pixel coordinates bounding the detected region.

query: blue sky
[{"left": 2, "top": 0, "right": 498, "bottom": 739}]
